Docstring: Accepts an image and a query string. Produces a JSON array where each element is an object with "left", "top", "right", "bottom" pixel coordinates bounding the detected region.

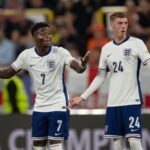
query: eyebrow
[{"left": 37, "top": 26, "right": 50, "bottom": 31}]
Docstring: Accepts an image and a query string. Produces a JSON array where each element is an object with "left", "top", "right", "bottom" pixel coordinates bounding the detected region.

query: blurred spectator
[
  {"left": 25, "top": 0, "right": 46, "bottom": 8},
  {"left": 5, "top": 9, "right": 33, "bottom": 39},
  {"left": 55, "top": 0, "right": 77, "bottom": 36},
  {"left": 15, "top": 10, "right": 33, "bottom": 36},
  {"left": 0, "top": 11, "right": 6, "bottom": 24},
  {"left": 87, "top": 23, "right": 109, "bottom": 51},
  {"left": 86, "top": 49, "right": 101, "bottom": 108},
  {"left": 130, "top": 0, "right": 150, "bottom": 41},
  {"left": 73, "top": 0, "right": 95, "bottom": 35},
  {"left": 44, "top": 0, "right": 60, "bottom": 11},
  {"left": 0, "top": 0, "right": 5, "bottom": 8},
  {"left": 100, "top": 0, "right": 125, "bottom": 6},
  {"left": 73, "top": 0, "right": 95, "bottom": 54},
  {"left": 88, "top": 49, "right": 100, "bottom": 82},
  {"left": 4, "top": 0, "right": 24, "bottom": 9},
  {"left": 2, "top": 71, "right": 29, "bottom": 114},
  {"left": 54, "top": 18, "right": 74, "bottom": 47},
  {"left": 16, "top": 33, "right": 33, "bottom": 57},
  {"left": 11, "top": 29, "right": 20, "bottom": 45},
  {"left": 55, "top": 0, "right": 75, "bottom": 16},
  {"left": 0, "top": 25, "right": 16, "bottom": 66},
  {"left": 49, "top": 21, "right": 62, "bottom": 45},
  {"left": 52, "top": 0, "right": 80, "bottom": 51},
  {"left": 126, "top": 0, "right": 139, "bottom": 33},
  {"left": 54, "top": 16, "right": 83, "bottom": 55}
]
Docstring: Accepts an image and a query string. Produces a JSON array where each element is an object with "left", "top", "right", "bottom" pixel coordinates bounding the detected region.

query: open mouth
[{"left": 121, "top": 30, "right": 125, "bottom": 33}]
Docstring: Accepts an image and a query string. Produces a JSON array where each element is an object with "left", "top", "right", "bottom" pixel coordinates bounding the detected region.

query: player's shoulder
[
  {"left": 129, "top": 36, "right": 144, "bottom": 44},
  {"left": 19, "top": 47, "right": 35, "bottom": 56},
  {"left": 52, "top": 45, "right": 69, "bottom": 54},
  {"left": 101, "top": 40, "right": 113, "bottom": 52},
  {"left": 52, "top": 45, "right": 67, "bottom": 51}
]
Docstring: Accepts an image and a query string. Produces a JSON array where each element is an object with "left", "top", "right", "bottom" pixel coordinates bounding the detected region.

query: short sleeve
[
  {"left": 98, "top": 47, "right": 107, "bottom": 70},
  {"left": 59, "top": 47, "right": 75, "bottom": 66},
  {"left": 136, "top": 39, "right": 150, "bottom": 64},
  {"left": 12, "top": 51, "right": 27, "bottom": 71}
]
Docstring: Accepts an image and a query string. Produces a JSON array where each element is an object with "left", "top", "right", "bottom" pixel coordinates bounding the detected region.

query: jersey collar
[
  {"left": 113, "top": 36, "right": 130, "bottom": 45},
  {"left": 35, "top": 46, "right": 52, "bottom": 56}
]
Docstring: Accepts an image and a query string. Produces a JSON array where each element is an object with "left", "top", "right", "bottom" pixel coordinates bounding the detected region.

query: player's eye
[{"left": 40, "top": 32, "right": 51, "bottom": 37}]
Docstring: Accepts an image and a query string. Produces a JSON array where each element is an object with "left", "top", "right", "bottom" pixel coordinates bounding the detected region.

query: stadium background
[{"left": 0, "top": 0, "right": 150, "bottom": 149}]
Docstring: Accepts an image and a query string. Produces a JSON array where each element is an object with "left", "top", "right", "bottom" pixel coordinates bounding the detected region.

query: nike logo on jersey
[
  {"left": 136, "top": 99, "right": 140, "bottom": 102},
  {"left": 30, "top": 64, "right": 36, "bottom": 67}
]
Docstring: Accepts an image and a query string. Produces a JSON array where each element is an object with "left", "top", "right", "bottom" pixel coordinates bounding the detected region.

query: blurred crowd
[{"left": 0, "top": 0, "right": 150, "bottom": 113}]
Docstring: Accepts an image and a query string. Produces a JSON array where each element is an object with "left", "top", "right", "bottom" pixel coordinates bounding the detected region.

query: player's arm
[
  {"left": 68, "top": 69, "right": 107, "bottom": 107},
  {"left": 0, "top": 65, "right": 18, "bottom": 79},
  {"left": 70, "top": 51, "right": 90, "bottom": 73},
  {"left": 136, "top": 39, "right": 150, "bottom": 69}
]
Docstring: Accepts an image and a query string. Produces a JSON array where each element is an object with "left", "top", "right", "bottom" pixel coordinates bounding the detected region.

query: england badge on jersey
[
  {"left": 123, "top": 48, "right": 132, "bottom": 59},
  {"left": 47, "top": 60, "right": 56, "bottom": 71}
]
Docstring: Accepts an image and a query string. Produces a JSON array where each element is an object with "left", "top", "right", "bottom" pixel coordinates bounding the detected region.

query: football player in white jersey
[
  {"left": 0, "top": 22, "right": 90, "bottom": 150},
  {"left": 68, "top": 12, "right": 150, "bottom": 150}
]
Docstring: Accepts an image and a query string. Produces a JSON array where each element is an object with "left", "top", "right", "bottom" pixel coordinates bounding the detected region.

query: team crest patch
[
  {"left": 47, "top": 60, "right": 56, "bottom": 71},
  {"left": 123, "top": 48, "right": 132, "bottom": 59}
]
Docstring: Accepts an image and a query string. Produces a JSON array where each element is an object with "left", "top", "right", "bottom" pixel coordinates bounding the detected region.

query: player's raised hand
[
  {"left": 80, "top": 51, "right": 91, "bottom": 68},
  {"left": 68, "top": 97, "right": 84, "bottom": 108}
]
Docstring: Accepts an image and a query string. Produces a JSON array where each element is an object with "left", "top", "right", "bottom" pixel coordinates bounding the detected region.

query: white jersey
[
  {"left": 99, "top": 36, "right": 150, "bottom": 107},
  {"left": 12, "top": 46, "right": 75, "bottom": 112}
]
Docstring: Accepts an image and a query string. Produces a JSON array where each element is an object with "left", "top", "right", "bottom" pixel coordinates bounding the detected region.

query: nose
[
  {"left": 44, "top": 34, "right": 52, "bottom": 40},
  {"left": 121, "top": 25, "right": 126, "bottom": 31},
  {"left": 48, "top": 35, "right": 52, "bottom": 39},
  {"left": 45, "top": 33, "right": 51, "bottom": 37},
  {"left": 123, "top": 22, "right": 128, "bottom": 28}
]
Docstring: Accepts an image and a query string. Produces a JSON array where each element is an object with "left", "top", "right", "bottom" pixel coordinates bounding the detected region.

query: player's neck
[
  {"left": 35, "top": 46, "right": 50, "bottom": 56},
  {"left": 113, "top": 35, "right": 127, "bottom": 44}
]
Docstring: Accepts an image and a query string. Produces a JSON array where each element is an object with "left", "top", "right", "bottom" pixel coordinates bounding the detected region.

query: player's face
[
  {"left": 111, "top": 17, "right": 128, "bottom": 38},
  {"left": 34, "top": 27, "right": 52, "bottom": 47}
]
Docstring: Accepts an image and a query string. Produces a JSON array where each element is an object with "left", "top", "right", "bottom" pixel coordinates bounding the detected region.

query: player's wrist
[
  {"left": 80, "top": 96, "right": 86, "bottom": 102},
  {"left": 80, "top": 58, "right": 87, "bottom": 69}
]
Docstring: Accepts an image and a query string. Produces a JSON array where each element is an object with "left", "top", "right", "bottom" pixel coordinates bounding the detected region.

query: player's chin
[
  {"left": 121, "top": 31, "right": 126, "bottom": 35},
  {"left": 119, "top": 32, "right": 126, "bottom": 38},
  {"left": 43, "top": 42, "right": 51, "bottom": 47}
]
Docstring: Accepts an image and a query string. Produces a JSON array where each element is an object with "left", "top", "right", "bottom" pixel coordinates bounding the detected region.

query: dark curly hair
[{"left": 31, "top": 22, "right": 50, "bottom": 36}]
